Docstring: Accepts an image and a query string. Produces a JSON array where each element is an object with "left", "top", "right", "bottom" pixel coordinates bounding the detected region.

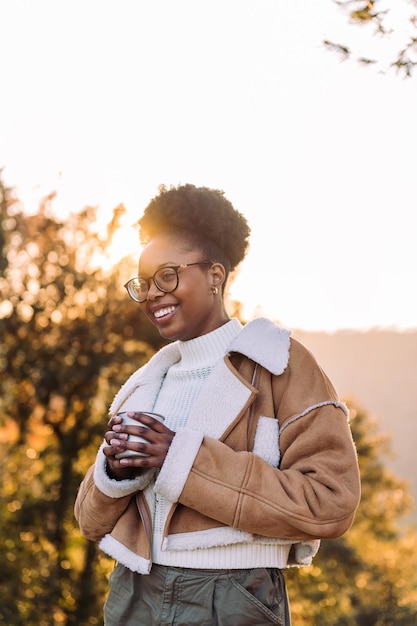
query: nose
[{"left": 146, "top": 278, "right": 163, "bottom": 301}]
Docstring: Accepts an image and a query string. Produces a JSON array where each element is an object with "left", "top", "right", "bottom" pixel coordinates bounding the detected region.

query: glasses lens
[
  {"left": 126, "top": 267, "right": 180, "bottom": 302},
  {"left": 154, "top": 267, "right": 178, "bottom": 292},
  {"left": 127, "top": 278, "right": 148, "bottom": 302}
]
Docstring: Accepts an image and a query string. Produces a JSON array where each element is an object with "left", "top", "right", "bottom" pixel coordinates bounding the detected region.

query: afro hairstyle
[{"left": 138, "top": 184, "right": 251, "bottom": 274}]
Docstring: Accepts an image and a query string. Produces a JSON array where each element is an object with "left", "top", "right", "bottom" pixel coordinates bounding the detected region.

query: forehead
[{"left": 138, "top": 235, "right": 199, "bottom": 272}]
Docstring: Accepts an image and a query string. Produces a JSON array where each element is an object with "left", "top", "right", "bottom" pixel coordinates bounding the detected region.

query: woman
[{"left": 75, "top": 184, "right": 360, "bottom": 625}]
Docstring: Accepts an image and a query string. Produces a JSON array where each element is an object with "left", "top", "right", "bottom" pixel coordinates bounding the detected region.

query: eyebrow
[{"left": 138, "top": 261, "right": 180, "bottom": 275}]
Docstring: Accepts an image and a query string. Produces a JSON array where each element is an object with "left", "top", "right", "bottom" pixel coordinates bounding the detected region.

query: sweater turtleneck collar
[{"left": 175, "top": 318, "right": 242, "bottom": 370}]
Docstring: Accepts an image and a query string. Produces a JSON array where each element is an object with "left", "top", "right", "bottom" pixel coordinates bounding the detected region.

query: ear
[{"left": 210, "top": 262, "right": 226, "bottom": 289}]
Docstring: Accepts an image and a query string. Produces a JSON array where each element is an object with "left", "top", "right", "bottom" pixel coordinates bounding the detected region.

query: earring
[{"left": 212, "top": 286, "right": 219, "bottom": 295}]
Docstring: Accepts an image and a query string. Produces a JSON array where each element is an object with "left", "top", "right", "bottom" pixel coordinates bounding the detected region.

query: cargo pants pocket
[{"left": 218, "top": 568, "right": 290, "bottom": 625}]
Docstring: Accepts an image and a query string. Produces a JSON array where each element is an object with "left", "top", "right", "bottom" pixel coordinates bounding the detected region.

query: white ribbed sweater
[{"left": 135, "top": 319, "right": 290, "bottom": 569}]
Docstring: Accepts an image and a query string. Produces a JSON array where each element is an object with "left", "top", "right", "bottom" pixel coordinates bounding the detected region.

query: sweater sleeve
[{"left": 156, "top": 340, "right": 360, "bottom": 541}]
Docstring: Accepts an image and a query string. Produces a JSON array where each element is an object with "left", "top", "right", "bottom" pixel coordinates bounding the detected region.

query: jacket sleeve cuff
[
  {"left": 154, "top": 428, "right": 204, "bottom": 502},
  {"left": 288, "top": 539, "right": 321, "bottom": 566},
  {"left": 93, "top": 443, "right": 156, "bottom": 498}
]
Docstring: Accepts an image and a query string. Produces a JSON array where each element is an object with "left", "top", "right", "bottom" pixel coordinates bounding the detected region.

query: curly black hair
[{"left": 138, "top": 184, "right": 251, "bottom": 275}]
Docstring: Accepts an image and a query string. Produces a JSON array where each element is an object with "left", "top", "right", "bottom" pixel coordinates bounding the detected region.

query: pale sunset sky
[{"left": 1, "top": 0, "right": 416, "bottom": 331}]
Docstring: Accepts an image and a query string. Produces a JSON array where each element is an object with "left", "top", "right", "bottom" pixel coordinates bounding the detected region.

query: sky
[{"left": 1, "top": 0, "right": 416, "bottom": 332}]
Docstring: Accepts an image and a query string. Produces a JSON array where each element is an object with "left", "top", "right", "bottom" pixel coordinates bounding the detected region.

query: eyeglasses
[{"left": 124, "top": 261, "right": 213, "bottom": 303}]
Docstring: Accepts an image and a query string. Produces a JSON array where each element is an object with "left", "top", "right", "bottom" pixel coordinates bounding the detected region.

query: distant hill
[{"left": 291, "top": 328, "right": 417, "bottom": 525}]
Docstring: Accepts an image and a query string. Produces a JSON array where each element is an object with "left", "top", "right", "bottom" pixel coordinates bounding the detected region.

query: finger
[
  {"left": 119, "top": 433, "right": 175, "bottom": 468},
  {"left": 119, "top": 452, "right": 160, "bottom": 469},
  {"left": 107, "top": 413, "right": 124, "bottom": 428},
  {"left": 103, "top": 443, "right": 125, "bottom": 458},
  {"left": 103, "top": 437, "right": 131, "bottom": 458},
  {"left": 104, "top": 430, "right": 128, "bottom": 445},
  {"left": 106, "top": 433, "right": 153, "bottom": 458},
  {"left": 112, "top": 420, "right": 171, "bottom": 442},
  {"left": 127, "top": 412, "right": 166, "bottom": 431},
  {"left": 122, "top": 425, "right": 172, "bottom": 447}
]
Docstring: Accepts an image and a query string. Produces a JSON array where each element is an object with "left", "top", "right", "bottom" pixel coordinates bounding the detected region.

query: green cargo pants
[{"left": 104, "top": 563, "right": 291, "bottom": 625}]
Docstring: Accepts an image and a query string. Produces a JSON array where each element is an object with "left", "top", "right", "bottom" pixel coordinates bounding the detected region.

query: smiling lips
[{"left": 153, "top": 306, "right": 176, "bottom": 320}]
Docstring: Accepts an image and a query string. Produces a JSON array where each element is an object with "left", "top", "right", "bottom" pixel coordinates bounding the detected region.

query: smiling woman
[
  {"left": 74, "top": 183, "right": 360, "bottom": 626},
  {"left": 123, "top": 184, "right": 251, "bottom": 342}
]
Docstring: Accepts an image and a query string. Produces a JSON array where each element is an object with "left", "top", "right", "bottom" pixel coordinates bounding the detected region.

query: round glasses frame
[{"left": 124, "top": 261, "right": 213, "bottom": 303}]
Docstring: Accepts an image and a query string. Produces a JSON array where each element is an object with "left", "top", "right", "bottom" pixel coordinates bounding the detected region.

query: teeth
[{"left": 154, "top": 306, "right": 175, "bottom": 319}]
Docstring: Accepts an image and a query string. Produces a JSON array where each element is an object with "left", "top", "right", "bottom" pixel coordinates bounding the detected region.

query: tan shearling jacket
[{"left": 74, "top": 318, "right": 360, "bottom": 574}]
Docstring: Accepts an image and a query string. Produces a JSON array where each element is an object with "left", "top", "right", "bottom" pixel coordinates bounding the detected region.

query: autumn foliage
[{"left": 1, "top": 176, "right": 416, "bottom": 625}]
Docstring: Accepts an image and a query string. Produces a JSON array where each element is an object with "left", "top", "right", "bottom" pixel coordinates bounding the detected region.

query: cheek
[
  {"left": 186, "top": 283, "right": 212, "bottom": 307},
  {"left": 190, "top": 295, "right": 215, "bottom": 320},
  {"left": 140, "top": 304, "right": 156, "bottom": 324}
]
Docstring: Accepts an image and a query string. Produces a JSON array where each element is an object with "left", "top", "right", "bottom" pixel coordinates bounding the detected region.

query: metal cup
[{"left": 114, "top": 411, "right": 165, "bottom": 459}]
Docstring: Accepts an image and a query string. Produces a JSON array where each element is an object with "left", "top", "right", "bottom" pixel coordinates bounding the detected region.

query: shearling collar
[
  {"left": 228, "top": 317, "right": 291, "bottom": 375},
  {"left": 110, "top": 317, "right": 291, "bottom": 415},
  {"left": 149, "top": 317, "right": 291, "bottom": 375}
]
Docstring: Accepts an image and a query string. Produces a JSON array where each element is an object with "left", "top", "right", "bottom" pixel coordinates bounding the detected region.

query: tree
[
  {"left": 1, "top": 176, "right": 416, "bottom": 624},
  {"left": 326, "top": 0, "right": 417, "bottom": 77},
  {"left": 0, "top": 175, "right": 164, "bottom": 624}
]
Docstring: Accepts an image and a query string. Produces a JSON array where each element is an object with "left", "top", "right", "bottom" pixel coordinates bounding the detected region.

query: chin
[
  {"left": 161, "top": 326, "right": 197, "bottom": 342},
  {"left": 157, "top": 325, "right": 183, "bottom": 341}
]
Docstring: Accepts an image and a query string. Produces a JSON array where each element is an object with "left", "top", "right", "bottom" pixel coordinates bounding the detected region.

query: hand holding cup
[{"left": 104, "top": 411, "right": 175, "bottom": 478}]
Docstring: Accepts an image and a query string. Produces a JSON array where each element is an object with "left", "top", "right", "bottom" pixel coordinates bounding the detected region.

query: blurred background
[{"left": 1, "top": 1, "right": 416, "bottom": 624}]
